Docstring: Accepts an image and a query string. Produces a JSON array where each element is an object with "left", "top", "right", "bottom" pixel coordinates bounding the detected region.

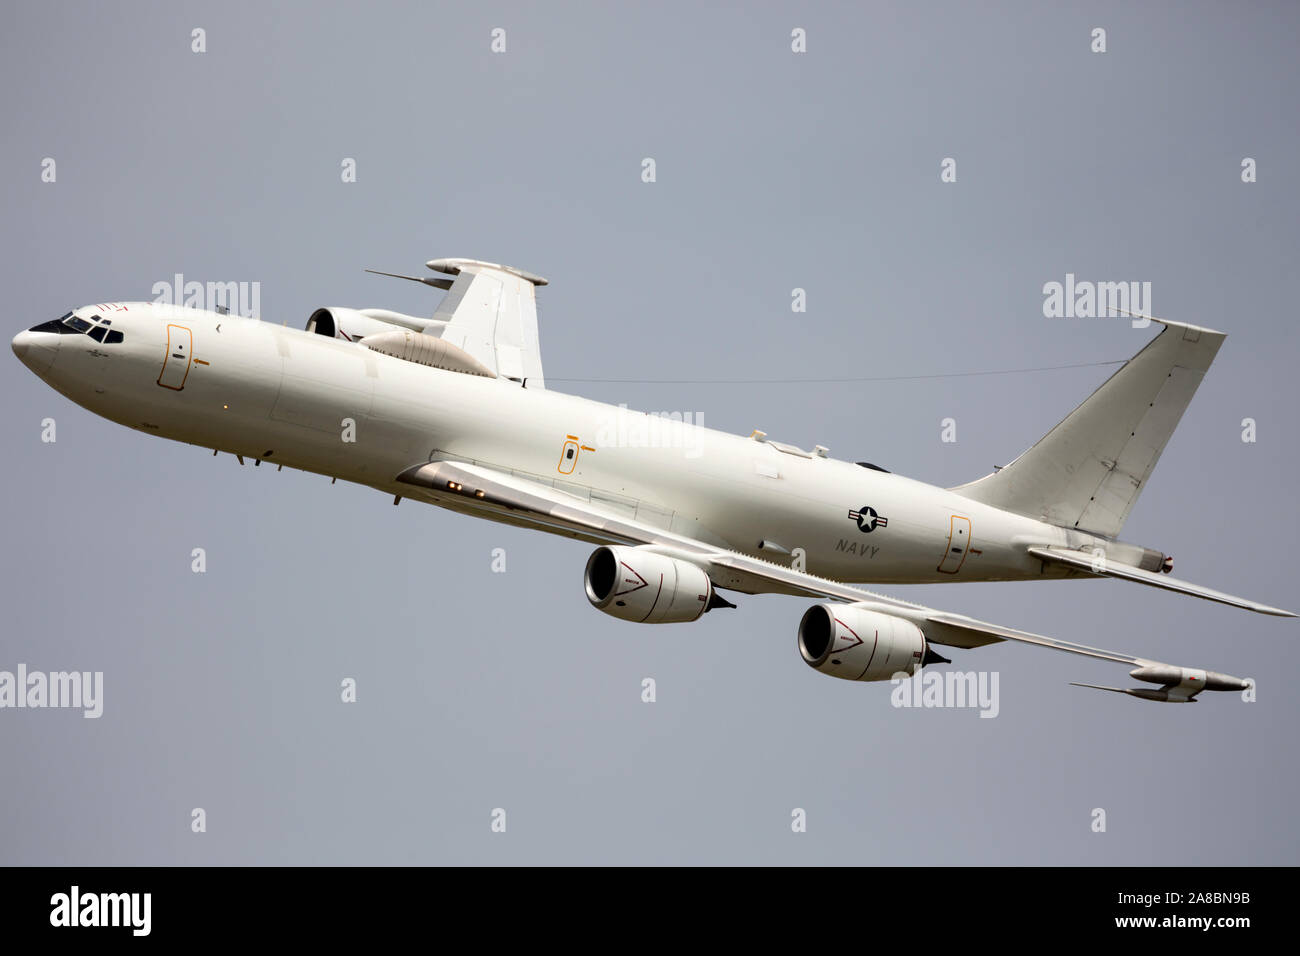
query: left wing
[{"left": 398, "top": 459, "right": 1260, "bottom": 701}]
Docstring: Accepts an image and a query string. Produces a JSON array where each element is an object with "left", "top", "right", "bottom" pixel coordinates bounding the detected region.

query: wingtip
[{"left": 1250, "top": 603, "right": 1298, "bottom": 617}]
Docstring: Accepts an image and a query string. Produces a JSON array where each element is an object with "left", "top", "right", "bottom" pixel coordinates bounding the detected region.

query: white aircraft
[{"left": 12, "top": 258, "right": 1293, "bottom": 703}]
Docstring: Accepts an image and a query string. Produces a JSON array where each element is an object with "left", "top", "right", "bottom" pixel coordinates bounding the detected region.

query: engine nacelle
[
  {"left": 798, "top": 604, "right": 928, "bottom": 682},
  {"left": 584, "top": 546, "right": 714, "bottom": 624},
  {"left": 306, "top": 307, "right": 409, "bottom": 342}
]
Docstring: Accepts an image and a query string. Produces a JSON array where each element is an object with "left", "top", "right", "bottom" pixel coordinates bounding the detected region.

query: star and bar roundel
[{"left": 847, "top": 505, "right": 888, "bottom": 533}]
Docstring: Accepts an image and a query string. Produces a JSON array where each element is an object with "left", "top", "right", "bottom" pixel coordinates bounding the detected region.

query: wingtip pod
[
  {"left": 1070, "top": 664, "right": 1252, "bottom": 702},
  {"left": 1128, "top": 664, "right": 1250, "bottom": 693}
]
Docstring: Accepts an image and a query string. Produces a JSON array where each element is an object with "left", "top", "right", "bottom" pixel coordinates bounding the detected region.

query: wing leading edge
[{"left": 397, "top": 459, "right": 1260, "bottom": 701}]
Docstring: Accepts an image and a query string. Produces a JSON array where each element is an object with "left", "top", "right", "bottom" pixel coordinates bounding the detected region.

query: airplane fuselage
[{"left": 15, "top": 302, "right": 1154, "bottom": 586}]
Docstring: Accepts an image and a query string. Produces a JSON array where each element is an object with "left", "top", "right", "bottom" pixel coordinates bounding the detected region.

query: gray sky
[{"left": 2, "top": 0, "right": 1298, "bottom": 864}]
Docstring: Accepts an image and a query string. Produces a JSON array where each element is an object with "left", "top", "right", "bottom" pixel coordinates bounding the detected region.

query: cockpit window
[
  {"left": 28, "top": 315, "right": 79, "bottom": 334},
  {"left": 27, "top": 312, "right": 125, "bottom": 341}
]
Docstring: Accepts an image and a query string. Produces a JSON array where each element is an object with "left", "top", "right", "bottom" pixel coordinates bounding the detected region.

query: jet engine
[
  {"left": 305, "top": 307, "right": 442, "bottom": 342},
  {"left": 797, "top": 604, "right": 929, "bottom": 682},
  {"left": 584, "top": 546, "right": 719, "bottom": 624}
]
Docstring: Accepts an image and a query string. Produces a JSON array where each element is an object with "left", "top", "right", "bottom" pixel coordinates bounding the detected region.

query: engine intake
[
  {"left": 307, "top": 307, "right": 406, "bottom": 342},
  {"left": 798, "top": 604, "right": 928, "bottom": 682},
  {"left": 584, "top": 546, "right": 715, "bottom": 624},
  {"left": 305, "top": 307, "right": 442, "bottom": 342}
]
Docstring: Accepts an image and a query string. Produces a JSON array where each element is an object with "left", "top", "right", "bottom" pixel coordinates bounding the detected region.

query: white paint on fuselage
[{"left": 24, "top": 302, "right": 1111, "bottom": 584}]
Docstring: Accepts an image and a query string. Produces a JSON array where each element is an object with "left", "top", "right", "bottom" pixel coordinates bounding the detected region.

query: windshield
[{"left": 26, "top": 313, "right": 125, "bottom": 343}]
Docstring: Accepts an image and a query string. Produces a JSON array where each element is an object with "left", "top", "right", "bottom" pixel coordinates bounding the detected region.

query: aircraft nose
[{"left": 12, "top": 329, "right": 59, "bottom": 374}]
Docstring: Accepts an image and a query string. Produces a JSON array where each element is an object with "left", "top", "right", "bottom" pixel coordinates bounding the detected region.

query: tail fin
[
  {"left": 951, "top": 318, "right": 1225, "bottom": 538},
  {"left": 427, "top": 258, "right": 547, "bottom": 387},
  {"left": 367, "top": 258, "right": 548, "bottom": 387}
]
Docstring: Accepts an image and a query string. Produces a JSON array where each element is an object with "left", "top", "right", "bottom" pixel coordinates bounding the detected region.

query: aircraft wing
[
  {"left": 1027, "top": 546, "right": 1295, "bottom": 617},
  {"left": 426, "top": 258, "right": 548, "bottom": 387},
  {"left": 397, "top": 459, "right": 1260, "bottom": 700}
]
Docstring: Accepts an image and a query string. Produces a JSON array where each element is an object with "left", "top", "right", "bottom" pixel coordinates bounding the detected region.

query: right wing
[{"left": 397, "top": 459, "right": 1264, "bottom": 700}]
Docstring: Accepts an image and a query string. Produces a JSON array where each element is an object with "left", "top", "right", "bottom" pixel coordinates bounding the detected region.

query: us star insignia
[{"left": 847, "top": 505, "right": 888, "bottom": 533}]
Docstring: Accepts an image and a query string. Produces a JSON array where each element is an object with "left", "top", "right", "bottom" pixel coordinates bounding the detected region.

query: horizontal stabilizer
[
  {"left": 426, "top": 258, "right": 548, "bottom": 286},
  {"left": 1028, "top": 547, "right": 1295, "bottom": 617}
]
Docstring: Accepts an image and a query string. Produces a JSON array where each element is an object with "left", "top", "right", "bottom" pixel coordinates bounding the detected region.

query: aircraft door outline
[
  {"left": 558, "top": 435, "right": 580, "bottom": 474},
  {"left": 158, "top": 324, "right": 193, "bottom": 390},
  {"left": 557, "top": 434, "right": 596, "bottom": 475},
  {"left": 937, "top": 515, "right": 972, "bottom": 574}
]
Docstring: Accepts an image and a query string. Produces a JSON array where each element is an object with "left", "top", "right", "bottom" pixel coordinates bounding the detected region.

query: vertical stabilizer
[{"left": 950, "top": 319, "right": 1224, "bottom": 537}]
